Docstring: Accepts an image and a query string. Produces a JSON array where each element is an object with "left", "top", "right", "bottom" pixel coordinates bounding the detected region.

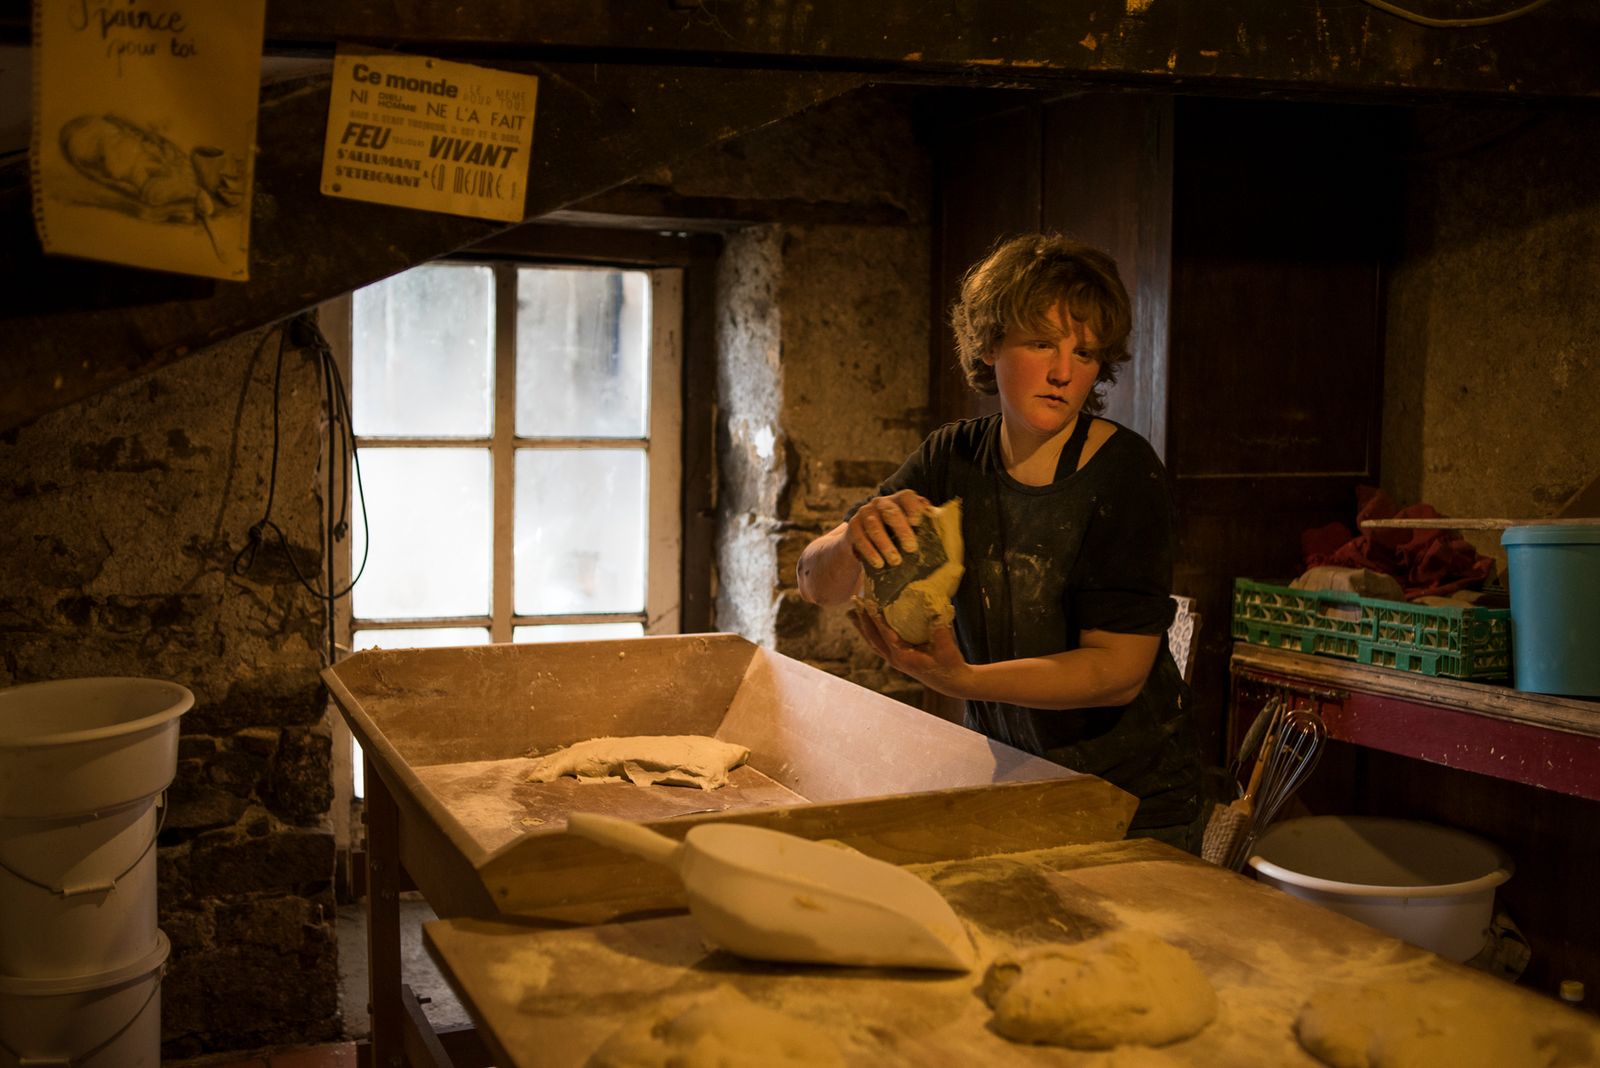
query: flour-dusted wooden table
[
  {"left": 422, "top": 838, "right": 1600, "bottom": 1067},
  {"left": 324, "top": 635, "right": 1138, "bottom": 1066}
]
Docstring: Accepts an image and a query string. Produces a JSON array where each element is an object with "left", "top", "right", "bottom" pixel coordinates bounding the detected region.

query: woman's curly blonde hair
[{"left": 950, "top": 233, "right": 1133, "bottom": 414}]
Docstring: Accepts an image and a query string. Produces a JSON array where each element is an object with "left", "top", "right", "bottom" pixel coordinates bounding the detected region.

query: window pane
[
  {"left": 513, "top": 622, "right": 645, "bottom": 643},
  {"left": 515, "top": 268, "right": 649, "bottom": 438},
  {"left": 353, "top": 264, "right": 494, "bottom": 437},
  {"left": 353, "top": 627, "right": 491, "bottom": 651},
  {"left": 515, "top": 449, "right": 645, "bottom": 614},
  {"left": 353, "top": 448, "right": 490, "bottom": 619}
]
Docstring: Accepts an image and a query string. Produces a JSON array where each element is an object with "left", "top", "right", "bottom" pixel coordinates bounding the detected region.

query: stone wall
[
  {"left": 1383, "top": 107, "right": 1600, "bottom": 552},
  {"left": 714, "top": 226, "right": 787, "bottom": 646},
  {"left": 695, "top": 89, "right": 935, "bottom": 701},
  {"left": 769, "top": 223, "right": 932, "bottom": 702},
  {"left": 0, "top": 85, "right": 936, "bottom": 1059},
  {"left": 0, "top": 330, "right": 340, "bottom": 1056},
  {"left": 713, "top": 221, "right": 932, "bottom": 701}
]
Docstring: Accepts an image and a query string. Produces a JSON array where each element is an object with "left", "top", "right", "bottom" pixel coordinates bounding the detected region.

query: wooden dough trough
[{"left": 322, "top": 634, "right": 1137, "bottom": 925}]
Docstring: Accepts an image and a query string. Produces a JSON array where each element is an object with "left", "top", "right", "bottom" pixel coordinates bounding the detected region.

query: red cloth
[{"left": 1302, "top": 487, "right": 1494, "bottom": 600}]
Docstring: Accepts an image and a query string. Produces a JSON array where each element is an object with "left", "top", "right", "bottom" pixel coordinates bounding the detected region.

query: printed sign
[
  {"left": 31, "top": 0, "right": 267, "bottom": 280},
  {"left": 321, "top": 47, "right": 538, "bottom": 223}
]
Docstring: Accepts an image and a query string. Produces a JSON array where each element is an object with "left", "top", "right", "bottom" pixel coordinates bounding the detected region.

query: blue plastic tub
[{"left": 1501, "top": 524, "right": 1600, "bottom": 697}]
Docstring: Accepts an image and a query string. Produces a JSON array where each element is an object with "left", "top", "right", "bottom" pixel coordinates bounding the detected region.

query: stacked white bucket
[{"left": 0, "top": 677, "right": 190, "bottom": 1067}]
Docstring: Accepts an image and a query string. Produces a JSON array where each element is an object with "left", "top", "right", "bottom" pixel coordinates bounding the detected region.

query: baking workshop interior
[{"left": 2, "top": 2, "right": 1599, "bottom": 1066}]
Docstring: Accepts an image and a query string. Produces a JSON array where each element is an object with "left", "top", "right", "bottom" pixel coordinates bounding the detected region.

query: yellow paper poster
[
  {"left": 31, "top": 0, "right": 267, "bottom": 280},
  {"left": 321, "top": 46, "right": 538, "bottom": 224}
]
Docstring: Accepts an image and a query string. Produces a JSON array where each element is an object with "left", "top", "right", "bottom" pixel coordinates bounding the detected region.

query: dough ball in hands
[
  {"left": 859, "top": 498, "right": 964, "bottom": 646},
  {"left": 587, "top": 986, "right": 845, "bottom": 1068},
  {"left": 981, "top": 930, "right": 1217, "bottom": 1049},
  {"left": 1295, "top": 974, "right": 1554, "bottom": 1068}
]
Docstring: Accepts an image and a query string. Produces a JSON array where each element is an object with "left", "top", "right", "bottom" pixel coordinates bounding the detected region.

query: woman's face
[{"left": 985, "top": 304, "right": 1102, "bottom": 443}]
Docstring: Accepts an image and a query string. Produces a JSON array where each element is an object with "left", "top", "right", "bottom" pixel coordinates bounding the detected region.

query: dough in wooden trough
[
  {"left": 527, "top": 735, "right": 749, "bottom": 790},
  {"left": 1295, "top": 975, "right": 1551, "bottom": 1068},
  {"left": 981, "top": 930, "right": 1217, "bottom": 1049},
  {"left": 587, "top": 986, "right": 845, "bottom": 1068},
  {"left": 859, "top": 497, "right": 964, "bottom": 645}
]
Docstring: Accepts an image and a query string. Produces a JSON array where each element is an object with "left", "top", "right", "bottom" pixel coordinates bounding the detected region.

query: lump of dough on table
[
  {"left": 858, "top": 498, "right": 964, "bottom": 646},
  {"left": 1296, "top": 974, "right": 1554, "bottom": 1068},
  {"left": 587, "top": 985, "right": 845, "bottom": 1068},
  {"left": 981, "top": 930, "right": 1217, "bottom": 1050},
  {"left": 528, "top": 735, "right": 749, "bottom": 790}
]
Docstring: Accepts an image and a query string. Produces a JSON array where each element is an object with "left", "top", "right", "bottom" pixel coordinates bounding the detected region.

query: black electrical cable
[{"left": 231, "top": 314, "right": 371, "bottom": 661}]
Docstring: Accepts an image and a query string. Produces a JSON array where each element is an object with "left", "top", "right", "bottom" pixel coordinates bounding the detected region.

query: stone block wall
[
  {"left": 766, "top": 222, "right": 932, "bottom": 702},
  {"left": 0, "top": 84, "right": 939, "bottom": 1059},
  {"left": 1383, "top": 108, "right": 1600, "bottom": 544},
  {"left": 0, "top": 329, "right": 341, "bottom": 1057},
  {"left": 696, "top": 89, "right": 936, "bottom": 701}
]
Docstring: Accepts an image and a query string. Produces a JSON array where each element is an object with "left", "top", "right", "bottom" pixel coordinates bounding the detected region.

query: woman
[{"left": 796, "top": 233, "right": 1203, "bottom": 849}]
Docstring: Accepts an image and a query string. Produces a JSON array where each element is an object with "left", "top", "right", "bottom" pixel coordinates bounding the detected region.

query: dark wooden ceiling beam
[
  {"left": 0, "top": 64, "right": 864, "bottom": 431},
  {"left": 250, "top": 0, "right": 1600, "bottom": 103}
]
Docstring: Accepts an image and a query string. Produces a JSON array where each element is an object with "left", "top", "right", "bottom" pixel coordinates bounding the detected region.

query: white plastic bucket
[
  {"left": 1248, "top": 816, "right": 1512, "bottom": 961},
  {"left": 0, "top": 930, "right": 168, "bottom": 1067},
  {"left": 0, "top": 795, "right": 161, "bottom": 978},
  {"left": 0, "top": 678, "right": 187, "bottom": 982},
  {"left": 0, "top": 678, "right": 191, "bottom": 820}
]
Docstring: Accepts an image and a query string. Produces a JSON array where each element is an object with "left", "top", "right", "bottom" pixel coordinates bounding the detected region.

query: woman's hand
[
  {"left": 846, "top": 489, "right": 930, "bottom": 570},
  {"left": 849, "top": 602, "right": 973, "bottom": 698}
]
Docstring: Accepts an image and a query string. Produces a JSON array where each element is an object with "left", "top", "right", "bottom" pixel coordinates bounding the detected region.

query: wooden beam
[
  {"left": 0, "top": 64, "right": 864, "bottom": 430},
  {"left": 243, "top": 0, "right": 1600, "bottom": 103}
]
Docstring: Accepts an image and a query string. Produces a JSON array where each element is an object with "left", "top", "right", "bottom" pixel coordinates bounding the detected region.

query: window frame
[
  {"left": 329, "top": 261, "right": 682, "bottom": 644},
  {"left": 322, "top": 224, "right": 717, "bottom": 839}
]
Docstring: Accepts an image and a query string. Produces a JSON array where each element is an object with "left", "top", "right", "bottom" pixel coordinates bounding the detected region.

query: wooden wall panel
[
  {"left": 1168, "top": 97, "right": 1403, "bottom": 763},
  {"left": 1042, "top": 94, "right": 1173, "bottom": 454},
  {"left": 1167, "top": 99, "right": 1393, "bottom": 481},
  {"left": 930, "top": 93, "right": 1404, "bottom": 766},
  {"left": 929, "top": 100, "right": 1040, "bottom": 427}
]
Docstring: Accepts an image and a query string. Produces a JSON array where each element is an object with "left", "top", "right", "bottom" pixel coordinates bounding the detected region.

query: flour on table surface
[
  {"left": 413, "top": 756, "right": 802, "bottom": 853},
  {"left": 586, "top": 985, "right": 846, "bottom": 1068}
]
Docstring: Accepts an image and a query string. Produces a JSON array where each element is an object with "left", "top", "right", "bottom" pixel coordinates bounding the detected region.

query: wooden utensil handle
[
  {"left": 565, "top": 812, "right": 684, "bottom": 867},
  {"left": 1243, "top": 701, "right": 1283, "bottom": 802}
]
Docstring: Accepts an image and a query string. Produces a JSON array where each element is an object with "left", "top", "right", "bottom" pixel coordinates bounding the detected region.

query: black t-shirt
[{"left": 868, "top": 413, "right": 1202, "bottom": 831}]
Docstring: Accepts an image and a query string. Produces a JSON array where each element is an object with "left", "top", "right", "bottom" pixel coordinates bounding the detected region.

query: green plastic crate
[{"left": 1231, "top": 578, "right": 1511, "bottom": 680}]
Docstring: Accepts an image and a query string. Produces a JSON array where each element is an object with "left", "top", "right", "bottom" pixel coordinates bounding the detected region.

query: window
[{"left": 327, "top": 259, "right": 683, "bottom": 795}]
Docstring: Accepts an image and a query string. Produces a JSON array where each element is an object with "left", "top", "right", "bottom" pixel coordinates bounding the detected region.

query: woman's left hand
[{"left": 848, "top": 604, "right": 972, "bottom": 698}]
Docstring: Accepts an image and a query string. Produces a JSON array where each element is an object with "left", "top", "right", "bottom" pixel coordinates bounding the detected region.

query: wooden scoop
[{"left": 565, "top": 813, "right": 976, "bottom": 972}]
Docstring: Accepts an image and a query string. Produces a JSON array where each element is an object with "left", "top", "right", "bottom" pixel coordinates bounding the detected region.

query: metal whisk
[{"left": 1223, "top": 704, "right": 1326, "bottom": 872}]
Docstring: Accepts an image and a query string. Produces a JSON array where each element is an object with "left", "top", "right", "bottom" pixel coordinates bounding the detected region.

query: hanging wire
[
  {"left": 232, "top": 313, "right": 371, "bottom": 663},
  {"left": 1355, "top": 0, "right": 1553, "bottom": 28}
]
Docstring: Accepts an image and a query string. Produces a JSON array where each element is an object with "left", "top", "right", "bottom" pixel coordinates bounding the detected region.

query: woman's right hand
[{"left": 847, "top": 489, "right": 930, "bottom": 569}]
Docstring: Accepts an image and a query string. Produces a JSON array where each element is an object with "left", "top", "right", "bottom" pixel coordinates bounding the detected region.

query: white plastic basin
[
  {"left": 0, "top": 677, "right": 191, "bottom": 819},
  {"left": 1248, "top": 815, "right": 1512, "bottom": 961}
]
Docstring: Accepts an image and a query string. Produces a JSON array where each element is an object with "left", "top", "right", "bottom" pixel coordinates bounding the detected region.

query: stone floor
[{"left": 335, "top": 893, "right": 473, "bottom": 1041}]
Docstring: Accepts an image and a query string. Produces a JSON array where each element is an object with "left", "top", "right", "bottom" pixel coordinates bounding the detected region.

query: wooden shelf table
[{"left": 1229, "top": 644, "right": 1600, "bottom": 801}]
